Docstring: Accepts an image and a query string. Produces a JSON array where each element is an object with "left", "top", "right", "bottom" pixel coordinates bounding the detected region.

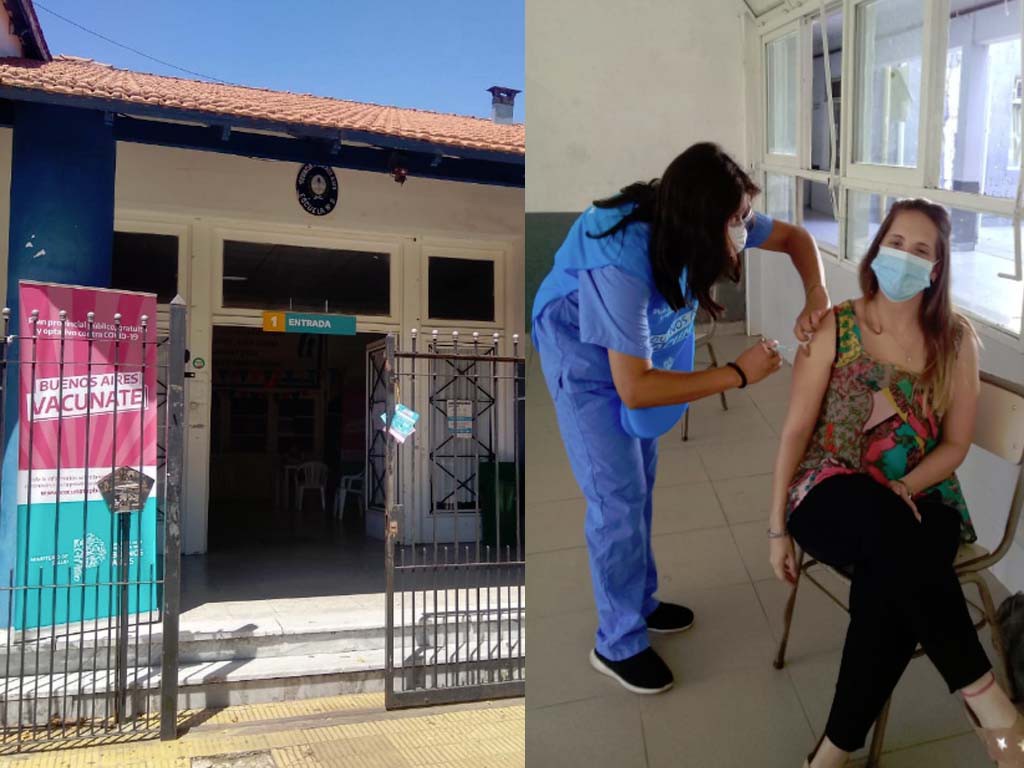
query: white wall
[
  {"left": 112, "top": 141, "right": 525, "bottom": 553},
  {"left": 0, "top": 14, "right": 22, "bottom": 58},
  {"left": 525, "top": 0, "right": 749, "bottom": 212}
]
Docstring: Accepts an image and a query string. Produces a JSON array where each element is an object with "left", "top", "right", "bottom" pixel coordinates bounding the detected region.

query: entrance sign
[
  {"left": 262, "top": 310, "right": 356, "bottom": 336},
  {"left": 16, "top": 282, "right": 158, "bottom": 630}
]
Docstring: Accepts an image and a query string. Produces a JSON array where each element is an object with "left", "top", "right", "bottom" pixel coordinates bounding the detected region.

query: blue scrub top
[{"left": 534, "top": 209, "right": 774, "bottom": 397}]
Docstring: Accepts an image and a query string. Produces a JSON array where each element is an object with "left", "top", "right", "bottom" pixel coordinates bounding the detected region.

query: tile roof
[{"left": 0, "top": 55, "right": 524, "bottom": 156}]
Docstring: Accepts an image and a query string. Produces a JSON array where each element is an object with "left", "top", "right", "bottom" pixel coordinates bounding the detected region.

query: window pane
[
  {"left": 845, "top": 190, "right": 900, "bottom": 262},
  {"left": 854, "top": 0, "right": 923, "bottom": 167},
  {"left": 948, "top": 209, "right": 1022, "bottom": 335},
  {"left": 811, "top": 12, "right": 843, "bottom": 172},
  {"left": 765, "top": 173, "right": 796, "bottom": 222},
  {"left": 112, "top": 232, "right": 178, "bottom": 304},
  {"left": 428, "top": 257, "right": 495, "bottom": 321},
  {"left": 222, "top": 241, "right": 390, "bottom": 315},
  {"left": 767, "top": 32, "right": 799, "bottom": 156},
  {"left": 847, "top": 193, "right": 1023, "bottom": 335},
  {"left": 940, "top": 1, "right": 1021, "bottom": 198},
  {"left": 802, "top": 180, "right": 839, "bottom": 250}
]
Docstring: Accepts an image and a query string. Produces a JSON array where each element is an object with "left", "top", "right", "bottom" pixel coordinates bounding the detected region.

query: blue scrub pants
[{"left": 550, "top": 383, "right": 660, "bottom": 660}]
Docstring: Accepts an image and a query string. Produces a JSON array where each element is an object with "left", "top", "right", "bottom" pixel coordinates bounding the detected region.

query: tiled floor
[{"left": 525, "top": 332, "right": 1005, "bottom": 768}]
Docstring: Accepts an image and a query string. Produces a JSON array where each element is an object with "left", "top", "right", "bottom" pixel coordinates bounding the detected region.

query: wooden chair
[
  {"left": 682, "top": 285, "right": 728, "bottom": 442},
  {"left": 772, "top": 371, "right": 1024, "bottom": 767}
]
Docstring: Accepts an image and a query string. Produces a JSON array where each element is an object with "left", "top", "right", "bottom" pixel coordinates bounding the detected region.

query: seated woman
[{"left": 767, "top": 199, "right": 1023, "bottom": 768}]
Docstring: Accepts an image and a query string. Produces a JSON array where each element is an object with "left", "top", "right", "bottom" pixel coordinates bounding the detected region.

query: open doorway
[{"left": 183, "top": 326, "right": 386, "bottom": 608}]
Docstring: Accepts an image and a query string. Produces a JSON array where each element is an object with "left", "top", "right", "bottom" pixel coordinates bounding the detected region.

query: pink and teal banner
[{"left": 15, "top": 282, "right": 158, "bottom": 630}]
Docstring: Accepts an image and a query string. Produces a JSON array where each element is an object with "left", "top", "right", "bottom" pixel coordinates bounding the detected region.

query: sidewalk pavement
[{"left": 4, "top": 693, "right": 524, "bottom": 768}]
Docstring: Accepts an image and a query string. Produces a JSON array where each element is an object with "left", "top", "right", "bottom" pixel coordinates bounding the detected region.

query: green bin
[{"left": 478, "top": 460, "right": 523, "bottom": 554}]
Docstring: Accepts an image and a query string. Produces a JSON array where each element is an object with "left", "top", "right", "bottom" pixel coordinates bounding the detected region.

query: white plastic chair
[
  {"left": 296, "top": 461, "right": 329, "bottom": 512},
  {"left": 335, "top": 472, "right": 365, "bottom": 521}
]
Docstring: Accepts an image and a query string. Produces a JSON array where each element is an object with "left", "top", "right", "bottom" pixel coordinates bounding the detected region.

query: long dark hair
[
  {"left": 858, "top": 198, "right": 977, "bottom": 413},
  {"left": 588, "top": 142, "right": 760, "bottom": 315}
]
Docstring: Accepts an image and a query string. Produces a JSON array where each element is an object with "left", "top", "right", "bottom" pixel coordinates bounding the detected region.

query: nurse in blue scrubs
[{"left": 532, "top": 143, "right": 830, "bottom": 694}]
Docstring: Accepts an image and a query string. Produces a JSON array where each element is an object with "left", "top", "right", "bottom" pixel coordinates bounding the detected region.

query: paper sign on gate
[
  {"left": 380, "top": 404, "right": 419, "bottom": 443},
  {"left": 446, "top": 399, "right": 473, "bottom": 439}
]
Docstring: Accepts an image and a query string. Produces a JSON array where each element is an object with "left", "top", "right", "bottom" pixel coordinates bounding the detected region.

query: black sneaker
[
  {"left": 589, "top": 647, "right": 674, "bottom": 694},
  {"left": 645, "top": 602, "right": 695, "bottom": 634}
]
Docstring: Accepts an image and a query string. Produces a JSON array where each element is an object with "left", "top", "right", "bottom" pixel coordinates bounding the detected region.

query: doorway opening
[{"left": 185, "top": 325, "right": 386, "bottom": 608}]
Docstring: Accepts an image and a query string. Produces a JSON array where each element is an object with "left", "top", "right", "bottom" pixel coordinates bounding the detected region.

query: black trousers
[{"left": 788, "top": 473, "right": 992, "bottom": 752}]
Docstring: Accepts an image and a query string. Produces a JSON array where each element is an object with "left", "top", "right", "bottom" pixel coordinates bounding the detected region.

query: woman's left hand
[
  {"left": 793, "top": 286, "right": 831, "bottom": 353},
  {"left": 889, "top": 479, "right": 921, "bottom": 522}
]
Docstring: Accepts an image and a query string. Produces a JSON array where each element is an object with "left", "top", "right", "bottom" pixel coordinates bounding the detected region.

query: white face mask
[{"left": 728, "top": 221, "right": 748, "bottom": 253}]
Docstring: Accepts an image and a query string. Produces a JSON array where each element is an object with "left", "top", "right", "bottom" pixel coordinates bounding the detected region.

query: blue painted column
[{"left": 1, "top": 103, "right": 115, "bottom": 625}]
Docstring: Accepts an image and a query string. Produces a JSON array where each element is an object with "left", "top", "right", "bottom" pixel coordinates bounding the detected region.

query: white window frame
[
  {"left": 420, "top": 240, "right": 506, "bottom": 331},
  {"left": 758, "top": 0, "right": 1024, "bottom": 349},
  {"left": 210, "top": 223, "right": 403, "bottom": 333}
]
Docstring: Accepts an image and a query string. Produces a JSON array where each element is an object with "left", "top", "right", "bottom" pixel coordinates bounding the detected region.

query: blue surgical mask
[{"left": 871, "top": 246, "right": 934, "bottom": 302}]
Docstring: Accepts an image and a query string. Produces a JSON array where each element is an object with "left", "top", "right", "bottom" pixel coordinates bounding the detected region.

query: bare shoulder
[
  {"left": 805, "top": 304, "right": 837, "bottom": 364},
  {"left": 953, "top": 315, "right": 980, "bottom": 370}
]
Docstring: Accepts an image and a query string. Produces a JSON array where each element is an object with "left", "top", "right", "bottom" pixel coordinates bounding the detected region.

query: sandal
[{"left": 965, "top": 701, "right": 1024, "bottom": 766}]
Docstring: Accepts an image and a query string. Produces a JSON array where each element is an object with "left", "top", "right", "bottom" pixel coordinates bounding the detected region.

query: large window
[
  {"left": 802, "top": 180, "right": 839, "bottom": 250},
  {"left": 762, "top": 0, "right": 1024, "bottom": 339},
  {"left": 222, "top": 241, "right": 391, "bottom": 316},
  {"left": 811, "top": 11, "right": 843, "bottom": 172},
  {"left": 112, "top": 232, "right": 179, "bottom": 304},
  {"left": 939, "top": 1, "right": 1021, "bottom": 198},
  {"left": 854, "top": 0, "right": 924, "bottom": 168}
]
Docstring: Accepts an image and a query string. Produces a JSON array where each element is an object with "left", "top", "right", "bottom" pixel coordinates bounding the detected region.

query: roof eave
[{"left": 0, "top": 83, "right": 524, "bottom": 164}]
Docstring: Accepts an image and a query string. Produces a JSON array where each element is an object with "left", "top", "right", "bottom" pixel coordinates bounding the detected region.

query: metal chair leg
[
  {"left": 866, "top": 697, "right": 892, "bottom": 768},
  {"left": 774, "top": 551, "right": 805, "bottom": 670},
  {"left": 707, "top": 342, "right": 728, "bottom": 411}
]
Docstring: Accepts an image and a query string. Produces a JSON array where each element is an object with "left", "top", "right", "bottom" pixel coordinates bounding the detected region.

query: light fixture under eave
[{"left": 223, "top": 276, "right": 249, "bottom": 282}]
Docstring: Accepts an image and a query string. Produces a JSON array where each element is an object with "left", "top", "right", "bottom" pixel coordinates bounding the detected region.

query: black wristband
[{"left": 726, "top": 361, "right": 747, "bottom": 389}]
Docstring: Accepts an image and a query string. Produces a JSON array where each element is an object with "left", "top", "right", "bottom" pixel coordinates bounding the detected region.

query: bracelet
[
  {"left": 726, "top": 361, "right": 747, "bottom": 389},
  {"left": 767, "top": 527, "right": 789, "bottom": 539}
]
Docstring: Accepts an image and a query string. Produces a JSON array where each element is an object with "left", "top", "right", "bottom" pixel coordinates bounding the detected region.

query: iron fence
[
  {"left": 0, "top": 297, "right": 185, "bottom": 753},
  {"left": 384, "top": 330, "right": 525, "bottom": 709}
]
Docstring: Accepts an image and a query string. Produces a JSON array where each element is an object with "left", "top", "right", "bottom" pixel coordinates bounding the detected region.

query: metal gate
[
  {"left": 366, "top": 342, "right": 385, "bottom": 528},
  {"left": 0, "top": 295, "right": 186, "bottom": 753},
  {"left": 383, "top": 330, "right": 525, "bottom": 709}
]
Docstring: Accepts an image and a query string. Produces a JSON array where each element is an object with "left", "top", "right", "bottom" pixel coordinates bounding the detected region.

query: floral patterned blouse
[{"left": 787, "top": 300, "right": 976, "bottom": 542}]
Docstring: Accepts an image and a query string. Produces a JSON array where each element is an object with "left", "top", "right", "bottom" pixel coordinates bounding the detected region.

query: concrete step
[
  {"left": 0, "top": 638, "right": 527, "bottom": 725},
  {"left": 0, "top": 589, "right": 524, "bottom": 674},
  {"left": 0, "top": 589, "right": 526, "bottom": 726}
]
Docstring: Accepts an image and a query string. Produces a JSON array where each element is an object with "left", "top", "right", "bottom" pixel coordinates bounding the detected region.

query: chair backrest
[
  {"left": 973, "top": 372, "right": 1024, "bottom": 565},
  {"left": 975, "top": 373, "right": 1024, "bottom": 465},
  {"left": 298, "top": 461, "right": 328, "bottom": 486}
]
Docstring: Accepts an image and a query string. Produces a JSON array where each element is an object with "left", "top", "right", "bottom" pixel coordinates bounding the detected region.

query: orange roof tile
[{"left": 0, "top": 55, "right": 524, "bottom": 156}]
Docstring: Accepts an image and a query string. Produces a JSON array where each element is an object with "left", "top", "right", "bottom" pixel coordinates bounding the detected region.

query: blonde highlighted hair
[{"left": 857, "top": 198, "right": 979, "bottom": 414}]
